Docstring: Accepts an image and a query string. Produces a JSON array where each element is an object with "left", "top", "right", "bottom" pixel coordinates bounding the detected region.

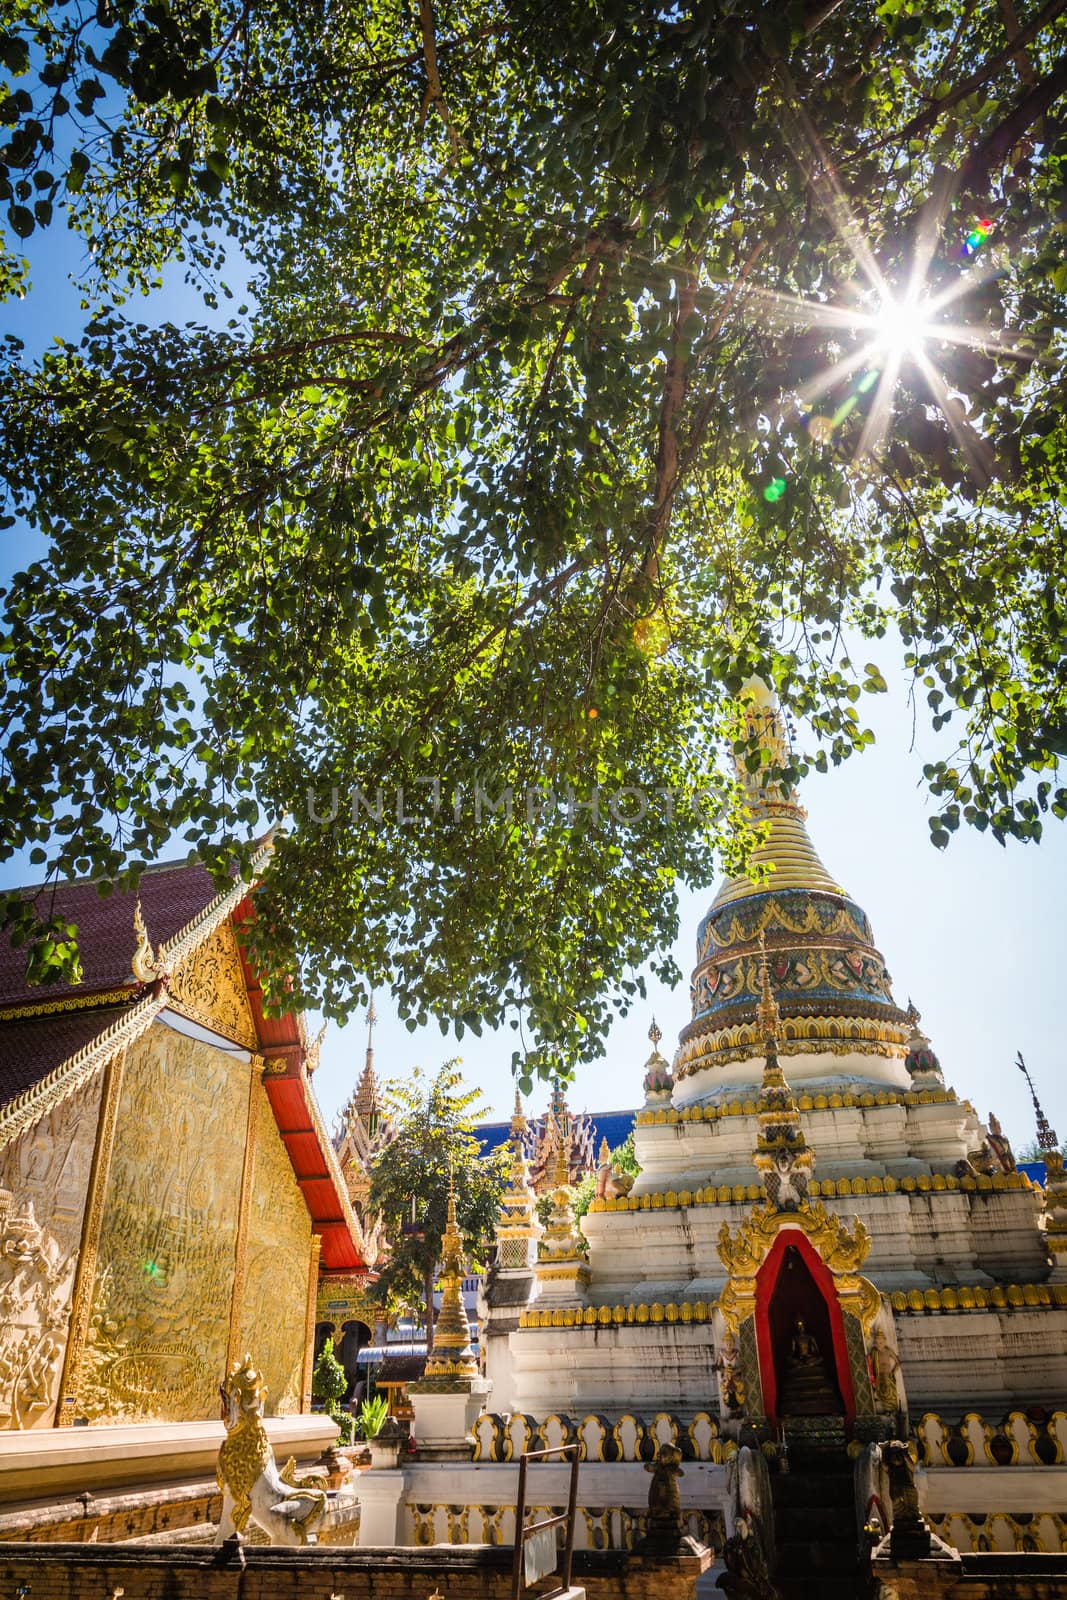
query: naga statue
[{"left": 216, "top": 1354, "right": 328, "bottom": 1545}]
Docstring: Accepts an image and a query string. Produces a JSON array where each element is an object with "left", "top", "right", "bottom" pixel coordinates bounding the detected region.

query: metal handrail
[{"left": 510, "top": 1442, "right": 580, "bottom": 1600}]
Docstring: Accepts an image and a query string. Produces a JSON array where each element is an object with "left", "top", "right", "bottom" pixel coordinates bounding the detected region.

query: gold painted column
[
  {"left": 301, "top": 1234, "right": 323, "bottom": 1411},
  {"left": 225, "top": 1061, "right": 261, "bottom": 1373},
  {"left": 55, "top": 1047, "right": 127, "bottom": 1427}
]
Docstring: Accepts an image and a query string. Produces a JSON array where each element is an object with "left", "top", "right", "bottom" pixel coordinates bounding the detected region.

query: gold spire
[
  {"left": 353, "top": 996, "right": 380, "bottom": 1120},
  {"left": 496, "top": 1088, "right": 539, "bottom": 1270},
  {"left": 756, "top": 933, "right": 781, "bottom": 1045},
  {"left": 424, "top": 1167, "right": 478, "bottom": 1379},
  {"left": 711, "top": 679, "right": 846, "bottom": 910},
  {"left": 597, "top": 1135, "right": 611, "bottom": 1167},
  {"left": 552, "top": 1126, "right": 570, "bottom": 1190},
  {"left": 752, "top": 936, "right": 814, "bottom": 1210}
]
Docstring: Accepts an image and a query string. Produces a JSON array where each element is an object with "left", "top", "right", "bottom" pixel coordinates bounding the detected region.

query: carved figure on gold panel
[
  {"left": 0, "top": 1191, "right": 74, "bottom": 1428},
  {"left": 216, "top": 1354, "right": 327, "bottom": 1545}
]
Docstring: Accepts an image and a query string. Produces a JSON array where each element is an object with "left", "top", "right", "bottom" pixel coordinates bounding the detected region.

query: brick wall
[
  {"left": 874, "top": 1550, "right": 1067, "bottom": 1599},
  {"left": 0, "top": 1485, "right": 221, "bottom": 1545},
  {"left": 0, "top": 1540, "right": 709, "bottom": 1600}
]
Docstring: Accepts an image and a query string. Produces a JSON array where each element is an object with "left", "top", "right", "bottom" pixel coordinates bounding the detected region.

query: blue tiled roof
[{"left": 476, "top": 1107, "right": 637, "bottom": 1158}]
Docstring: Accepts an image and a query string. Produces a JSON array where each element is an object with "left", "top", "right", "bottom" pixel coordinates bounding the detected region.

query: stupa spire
[
  {"left": 752, "top": 934, "right": 814, "bottom": 1211},
  {"left": 493, "top": 1086, "right": 541, "bottom": 1271},
  {"left": 712, "top": 677, "right": 846, "bottom": 910},
  {"left": 424, "top": 1165, "right": 478, "bottom": 1379}
]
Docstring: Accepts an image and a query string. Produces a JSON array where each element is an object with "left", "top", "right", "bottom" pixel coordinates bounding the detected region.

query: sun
[{"left": 868, "top": 295, "right": 932, "bottom": 359}]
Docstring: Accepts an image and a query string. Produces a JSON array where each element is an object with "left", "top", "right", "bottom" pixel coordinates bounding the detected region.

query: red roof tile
[{"left": 0, "top": 860, "right": 222, "bottom": 1009}]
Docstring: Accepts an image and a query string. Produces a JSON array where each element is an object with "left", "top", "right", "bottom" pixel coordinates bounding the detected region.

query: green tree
[
  {"left": 368, "top": 1062, "right": 508, "bottom": 1352},
  {"left": 2, "top": 1, "right": 1067, "bottom": 1072},
  {"left": 310, "top": 1344, "right": 348, "bottom": 1408}
]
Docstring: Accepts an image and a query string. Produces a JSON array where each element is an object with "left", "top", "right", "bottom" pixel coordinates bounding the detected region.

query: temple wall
[
  {"left": 78, "top": 1025, "right": 250, "bottom": 1423},
  {"left": 0, "top": 1072, "right": 104, "bottom": 1429},
  {"left": 895, "top": 1309, "right": 1067, "bottom": 1414},
  {"left": 579, "top": 1184, "right": 1047, "bottom": 1300},
  {"left": 233, "top": 1080, "right": 312, "bottom": 1415}
]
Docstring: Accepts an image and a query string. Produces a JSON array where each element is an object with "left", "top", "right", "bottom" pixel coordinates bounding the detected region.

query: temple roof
[
  {"left": 0, "top": 852, "right": 366, "bottom": 1272},
  {"left": 0, "top": 860, "right": 224, "bottom": 1009}
]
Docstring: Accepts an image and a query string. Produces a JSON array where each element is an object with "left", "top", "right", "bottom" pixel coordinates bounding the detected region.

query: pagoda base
[{"left": 409, "top": 1375, "right": 491, "bottom": 1461}]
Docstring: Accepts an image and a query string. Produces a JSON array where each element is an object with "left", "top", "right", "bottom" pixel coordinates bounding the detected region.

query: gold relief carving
[
  {"left": 0, "top": 1070, "right": 105, "bottom": 1431},
  {"left": 226, "top": 1069, "right": 259, "bottom": 1375},
  {"left": 0, "top": 992, "right": 165, "bottom": 1154},
  {"left": 166, "top": 921, "right": 258, "bottom": 1051},
  {"left": 57, "top": 1052, "right": 127, "bottom": 1426},
  {"left": 702, "top": 894, "right": 872, "bottom": 957},
  {"left": 77, "top": 1027, "right": 249, "bottom": 1423},
  {"left": 234, "top": 1084, "right": 311, "bottom": 1416},
  {"left": 718, "top": 1201, "right": 871, "bottom": 1282},
  {"left": 302, "top": 1235, "right": 322, "bottom": 1411}
]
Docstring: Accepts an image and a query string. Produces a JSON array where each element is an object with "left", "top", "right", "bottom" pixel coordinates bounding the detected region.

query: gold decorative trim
[
  {"left": 891, "top": 1282, "right": 1067, "bottom": 1315},
  {"left": 676, "top": 1016, "right": 908, "bottom": 1077},
  {"left": 718, "top": 1200, "right": 871, "bottom": 1280},
  {"left": 55, "top": 1046, "right": 128, "bottom": 1425},
  {"left": 302, "top": 1234, "right": 323, "bottom": 1411},
  {"left": 636, "top": 1086, "right": 958, "bottom": 1126},
  {"left": 153, "top": 836, "right": 274, "bottom": 976},
  {"left": 520, "top": 1298, "right": 716, "bottom": 1329},
  {"left": 702, "top": 893, "right": 872, "bottom": 955},
  {"left": 0, "top": 988, "right": 134, "bottom": 1022},
  {"left": 227, "top": 1066, "right": 260, "bottom": 1374},
  {"left": 166, "top": 919, "right": 259, "bottom": 1051},
  {"left": 588, "top": 1168, "right": 1034, "bottom": 1214},
  {"left": 0, "top": 991, "right": 165, "bottom": 1152}
]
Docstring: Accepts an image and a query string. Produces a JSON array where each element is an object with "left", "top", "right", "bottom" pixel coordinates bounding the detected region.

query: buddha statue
[{"left": 777, "top": 1317, "right": 842, "bottom": 1416}]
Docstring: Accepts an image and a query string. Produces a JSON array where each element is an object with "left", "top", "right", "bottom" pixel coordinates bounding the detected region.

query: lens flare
[
  {"left": 763, "top": 477, "right": 788, "bottom": 503},
  {"left": 961, "top": 219, "right": 994, "bottom": 259}
]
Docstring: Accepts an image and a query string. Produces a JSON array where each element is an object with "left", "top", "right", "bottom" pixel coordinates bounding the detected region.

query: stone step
[
  {"left": 774, "top": 1537, "right": 858, "bottom": 1577},
  {"left": 773, "top": 1472, "right": 853, "bottom": 1510},
  {"left": 775, "top": 1505, "right": 855, "bottom": 1542}
]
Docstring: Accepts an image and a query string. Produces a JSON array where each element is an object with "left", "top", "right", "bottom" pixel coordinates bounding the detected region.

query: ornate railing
[
  {"left": 916, "top": 1410, "right": 1067, "bottom": 1466},
  {"left": 473, "top": 1409, "right": 737, "bottom": 1465}
]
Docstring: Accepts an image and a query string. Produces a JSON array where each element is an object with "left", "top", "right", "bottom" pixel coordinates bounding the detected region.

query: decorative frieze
[
  {"left": 635, "top": 1086, "right": 958, "bottom": 1127},
  {"left": 587, "top": 1167, "right": 1034, "bottom": 1214}
]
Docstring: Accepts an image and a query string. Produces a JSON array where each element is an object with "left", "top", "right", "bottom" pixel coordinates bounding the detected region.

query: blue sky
[{"left": 3, "top": 224, "right": 1064, "bottom": 1156}]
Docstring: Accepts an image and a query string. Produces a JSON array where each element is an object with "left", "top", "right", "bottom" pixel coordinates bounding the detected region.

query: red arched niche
[{"left": 753, "top": 1227, "right": 856, "bottom": 1428}]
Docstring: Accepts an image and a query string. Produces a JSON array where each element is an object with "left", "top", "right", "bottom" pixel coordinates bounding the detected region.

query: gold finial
[
  {"left": 648, "top": 1017, "right": 662, "bottom": 1050},
  {"left": 756, "top": 932, "right": 781, "bottom": 1043},
  {"left": 131, "top": 899, "right": 159, "bottom": 983},
  {"left": 598, "top": 1135, "right": 611, "bottom": 1166}
]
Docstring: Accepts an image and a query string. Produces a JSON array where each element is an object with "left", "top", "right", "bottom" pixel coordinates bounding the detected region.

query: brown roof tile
[
  {"left": 0, "top": 1003, "right": 138, "bottom": 1110},
  {"left": 0, "top": 861, "right": 222, "bottom": 1009}
]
